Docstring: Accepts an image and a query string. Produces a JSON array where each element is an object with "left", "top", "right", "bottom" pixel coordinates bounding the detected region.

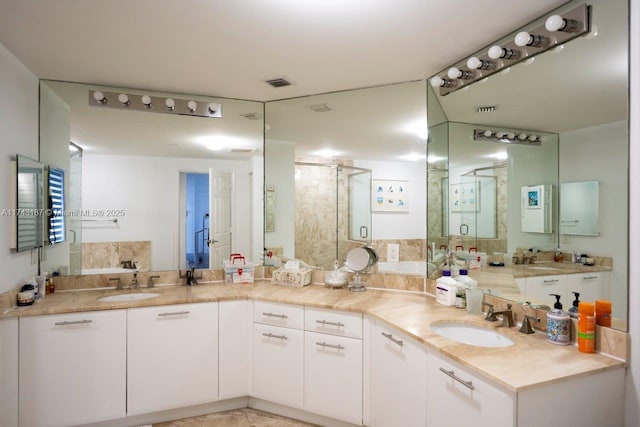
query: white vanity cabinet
[
  {"left": 219, "top": 300, "right": 250, "bottom": 399},
  {"left": 425, "top": 350, "right": 515, "bottom": 427},
  {"left": 127, "top": 302, "right": 219, "bottom": 415},
  {"left": 371, "top": 320, "right": 427, "bottom": 427},
  {"left": 566, "top": 271, "right": 609, "bottom": 302},
  {"left": 303, "top": 308, "right": 363, "bottom": 424},
  {"left": 19, "top": 310, "right": 127, "bottom": 427},
  {"left": 252, "top": 301, "right": 304, "bottom": 408},
  {"left": 524, "top": 273, "right": 568, "bottom": 303}
]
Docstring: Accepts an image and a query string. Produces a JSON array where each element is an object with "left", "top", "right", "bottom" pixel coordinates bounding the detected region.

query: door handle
[
  {"left": 360, "top": 225, "right": 368, "bottom": 239},
  {"left": 460, "top": 224, "right": 469, "bottom": 235}
]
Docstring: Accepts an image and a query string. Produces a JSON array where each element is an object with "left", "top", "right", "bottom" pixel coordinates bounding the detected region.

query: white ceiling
[{"left": 0, "top": 0, "right": 565, "bottom": 102}]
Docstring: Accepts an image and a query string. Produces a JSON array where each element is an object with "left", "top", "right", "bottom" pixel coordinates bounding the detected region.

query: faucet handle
[
  {"left": 148, "top": 275, "right": 160, "bottom": 288},
  {"left": 520, "top": 315, "right": 540, "bottom": 334},
  {"left": 109, "top": 277, "right": 123, "bottom": 290}
]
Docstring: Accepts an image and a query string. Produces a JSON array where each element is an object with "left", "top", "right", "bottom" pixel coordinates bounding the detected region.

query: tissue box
[{"left": 272, "top": 267, "right": 312, "bottom": 287}]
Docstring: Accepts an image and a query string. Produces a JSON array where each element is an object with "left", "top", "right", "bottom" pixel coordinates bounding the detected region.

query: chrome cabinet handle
[
  {"left": 316, "top": 319, "right": 345, "bottom": 327},
  {"left": 262, "top": 312, "right": 288, "bottom": 319},
  {"left": 543, "top": 279, "right": 559, "bottom": 284},
  {"left": 316, "top": 341, "right": 345, "bottom": 350},
  {"left": 158, "top": 310, "right": 190, "bottom": 317},
  {"left": 439, "top": 367, "right": 475, "bottom": 390},
  {"left": 381, "top": 332, "right": 403, "bottom": 347},
  {"left": 54, "top": 319, "right": 92, "bottom": 326},
  {"left": 583, "top": 276, "right": 598, "bottom": 280},
  {"left": 262, "top": 332, "right": 288, "bottom": 340}
]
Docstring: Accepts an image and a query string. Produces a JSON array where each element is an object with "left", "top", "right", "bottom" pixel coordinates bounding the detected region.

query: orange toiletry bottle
[
  {"left": 578, "top": 301, "right": 595, "bottom": 353},
  {"left": 595, "top": 300, "right": 612, "bottom": 327}
]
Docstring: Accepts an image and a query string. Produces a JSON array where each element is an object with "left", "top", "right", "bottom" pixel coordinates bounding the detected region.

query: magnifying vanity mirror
[
  {"left": 428, "top": 0, "right": 628, "bottom": 330},
  {"left": 345, "top": 246, "right": 379, "bottom": 292},
  {"left": 38, "top": 81, "right": 264, "bottom": 276}
]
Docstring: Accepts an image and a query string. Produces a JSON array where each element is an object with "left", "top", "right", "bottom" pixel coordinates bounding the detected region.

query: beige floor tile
[{"left": 153, "top": 408, "right": 318, "bottom": 427}]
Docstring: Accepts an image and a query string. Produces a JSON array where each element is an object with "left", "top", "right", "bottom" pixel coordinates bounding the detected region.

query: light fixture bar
[
  {"left": 88, "top": 90, "right": 223, "bottom": 118},
  {"left": 474, "top": 129, "right": 542, "bottom": 146},
  {"left": 433, "top": 3, "right": 590, "bottom": 96}
]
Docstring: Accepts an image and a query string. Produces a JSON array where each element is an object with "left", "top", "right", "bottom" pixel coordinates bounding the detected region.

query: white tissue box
[{"left": 272, "top": 267, "right": 312, "bottom": 287}]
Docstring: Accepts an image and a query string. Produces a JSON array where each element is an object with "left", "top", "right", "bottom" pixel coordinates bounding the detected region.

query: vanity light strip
[
  {"left": 435, "top": 3, "right": 590, "bottom": 96},
  {"left": 88, "top": 90, "right": 223, "bottom": 119},
  {"left": 473, "top": 129, "right": 542, "bottom": 146}
]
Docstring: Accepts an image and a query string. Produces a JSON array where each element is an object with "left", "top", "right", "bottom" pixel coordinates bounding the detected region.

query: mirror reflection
[
  {"left": 428, "top": 0, "right": 628, "bottom": 330},
  {"left": 265, "top": 81, "right": 427, "bottom": 272},
  {"left": 39, "top": 81, "right": 264, "bottom": 275}
]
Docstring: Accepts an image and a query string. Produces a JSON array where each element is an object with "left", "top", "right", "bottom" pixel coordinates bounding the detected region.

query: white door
[{"left": 209, "top": 170, "right": 232, "bottom": 268}]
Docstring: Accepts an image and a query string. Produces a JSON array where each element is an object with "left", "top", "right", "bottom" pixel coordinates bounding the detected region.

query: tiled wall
[{"left": 82, "top": 241, "right": 151, "bottom": 272}]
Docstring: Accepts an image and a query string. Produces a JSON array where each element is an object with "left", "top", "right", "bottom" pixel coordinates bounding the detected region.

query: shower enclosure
[{"left": 294, "top": 162, "right": 372, "bottom": 269}]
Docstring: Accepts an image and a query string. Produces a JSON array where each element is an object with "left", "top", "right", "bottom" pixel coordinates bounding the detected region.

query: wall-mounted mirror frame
[{"left": 427, "top": 0, "right": 629, "bottom": 331}]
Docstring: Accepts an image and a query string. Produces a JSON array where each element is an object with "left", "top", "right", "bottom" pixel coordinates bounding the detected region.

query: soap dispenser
[
  {"left": 568, "top": 292, "right": 580, "bottom": 319},
  {"left": 547, "top": 294, "right": 570, "bottom": 345}
]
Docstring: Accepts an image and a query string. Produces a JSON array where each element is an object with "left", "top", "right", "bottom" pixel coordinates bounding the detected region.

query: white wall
[
  {"left": 559, "top": 120, "right": 628, "bottom": 322},
  {"left": 356, "top": 159, "right": 426, "bottom": 240},
  {"left": 626, "top": 0, "right": 639, "bottom": 425},
  {"left": 0, "top": 42, "right": 39, "bottom": 294},
  {"left": 82, "top": 154, "right": 254, "bottom": 270}
]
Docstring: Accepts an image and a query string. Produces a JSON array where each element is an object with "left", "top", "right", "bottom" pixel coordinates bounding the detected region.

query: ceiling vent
[
  {"left": 265, "top": 78, "right": 291, "bottom": 88},
  {"left": 240, "top": 112, "right": 262, "bottom": 120},
  {"left": 475, "top": 105, "right": 497, "bottom": 113},
  {"left": 307, "top": 103, "right": 332, "bottom": 113}
]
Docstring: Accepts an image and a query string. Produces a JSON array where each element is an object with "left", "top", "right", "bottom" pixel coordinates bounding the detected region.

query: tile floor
[{"left": 153, "top": 408, "right": 318, "bottom": 427}]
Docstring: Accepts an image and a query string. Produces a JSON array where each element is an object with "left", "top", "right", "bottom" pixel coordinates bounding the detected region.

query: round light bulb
[
  {"left": 506, "top": 133, "right": 515, "bottom": 139},
  {"left": 545, "top": 15, "right": 565, "bottom": 32},
  {"left": 447, "top": 67, "right": 461, "bottom": 79},
  {"left": 207, "top": 103, "right": 218, "bottom": 114},
  {"left": 141, "top": 95, "right": 152, "bottom": 106},
  {"left": 117, "top": 94, "right": 129, "bottom": 105},
  {"left": 496, "top": 132, "right": 506, "bottom": 138},
  {"left": 517, "top": 133, "right": 527, "bottom": 140},
  {"left": 430, "top": 76, "right": 444, "bottom": 88},
  {"left": 515, "top": 31, "right": 532, "bottom": 47},
  {"left": 165, "top": 98, "right": 175, "bottom": 110},
  {"left": 187, "top": 101, "right": 197, "bottom": 112},
  {"left": 528, "top": 135, "right": 539, "bottom": 142},
  {"left": 93, "top": 91, "right": 106, "bottom": 103},
  {"left": 483, "top": 130, "right": 493, "bottom": 137},
  {"left": 488, "top": 45, "right": 504, "bottom": 59},
  {"left": 467, "top": 57, "right": 481, "bottom": 70}
]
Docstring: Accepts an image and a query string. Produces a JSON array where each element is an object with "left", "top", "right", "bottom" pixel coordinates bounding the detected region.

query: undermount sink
[
  {"left": 98, "top": 292, "right": 161, "bottom": 302},
  {"left": 431, "top": 322, "right": 514, "bottom": 348}
]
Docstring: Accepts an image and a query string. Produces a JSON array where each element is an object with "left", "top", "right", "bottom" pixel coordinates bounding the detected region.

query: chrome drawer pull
[
  {"left": 262, "top": 312, "right": 288, "bottom": 319},
  {"left": 262, "top": 332, "right": 288, "bottom": 340},
  {"left": 54, "top": 320, "right": 92, "bottom": 326},
  {"left": 583, "top": 276, "right": 598, "bottom": 280},
  {"left": 158, "top": 310, "right": 190, "bottom": 317},
  {"left": 316, "top": 319, "right": 345, "bottom": 327},
  {"left": 543, "top": 279, "right": 559, "bottom": 284},
  {"left": 439, "top": 367, "right": 475, "bottom": 390},
  {"left": 381, "top": 332, "right": 403, "bottom": 347},
  {"left": 316, "top": 341, "right": 345, "bottom": 350}
]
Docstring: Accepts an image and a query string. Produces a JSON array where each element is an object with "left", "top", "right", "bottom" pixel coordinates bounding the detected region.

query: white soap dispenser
[{"left": 547, "top": 294, "right": 570, "bottom": 345}]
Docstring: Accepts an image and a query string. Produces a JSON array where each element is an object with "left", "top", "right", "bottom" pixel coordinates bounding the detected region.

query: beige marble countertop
[{"left": 1, "top": 281, "right": 624, "bottom": 393}]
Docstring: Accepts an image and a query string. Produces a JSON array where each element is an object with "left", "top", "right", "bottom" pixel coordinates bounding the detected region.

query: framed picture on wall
[
  {"left": 372, "top": 179, "right": 409, "bottom": 212},
  {"left": 526, "top": 188, "right": 541, "bottom": 209},
  {"left": 449, "top": 182, "right": 479, "bottom": 212}
]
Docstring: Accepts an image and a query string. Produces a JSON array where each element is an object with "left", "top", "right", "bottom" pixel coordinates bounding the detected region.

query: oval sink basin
[
  {"left": 431, "top": 322, "right": 514, "bottom": 348},
  {"left": 98, "top": 292, "right": 160, "bottom": 302}
]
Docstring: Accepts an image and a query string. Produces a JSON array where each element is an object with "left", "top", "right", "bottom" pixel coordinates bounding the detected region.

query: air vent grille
[
  {"left": 265, "top": 78, "right": 291, "bottom": 88},
  {"left": 475, "top": 105, "right": 497, "bottom": 113},
  {"left": 307, "top": 103, "right": 332, "bottom": 113}
]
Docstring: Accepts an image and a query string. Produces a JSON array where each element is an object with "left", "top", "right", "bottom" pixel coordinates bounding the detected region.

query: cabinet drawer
[
  {"left": 567, "top": 272, "right": 607, "bottom": 302},
  {"left": 525, "top": 274, "right": 567, "bottom": 305},
  {"left": 305, "top": 307, "right": 363, "bottom": 339},
  {"left": 253, "top": 300, "right": 304, "bottom": 329}
]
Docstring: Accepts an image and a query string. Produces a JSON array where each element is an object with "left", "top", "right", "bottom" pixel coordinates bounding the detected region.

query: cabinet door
[
  {"left": 525, "top": 274, "right": 568, "bottom": 305},
  {"left": 219, "top": 300, "right": 249, "bottom": 399},
  {"left": 19, "top": 310, "right": 127, "bottom": 427},
  {"left": 304, "top": 331, "right": 363, "bottom": 424},
  {"left": 371, "top": 321, "right": 426, "bottom": 427},
  {"left": 566, "top": 272, "right": 608, "bottom": 302},
  {"left": 127, "top": 302, "right": 218, "bottom": 415},
  {"left": 426, "top": 350, "right": 515, "bottom": 427},
  {"left": 252, "top": 323, "right": 303, "bottom": 408}
]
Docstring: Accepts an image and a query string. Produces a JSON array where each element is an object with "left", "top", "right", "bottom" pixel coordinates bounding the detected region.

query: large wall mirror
[
  {"left": 39, "top": 81, "right": 264, "bottom": 275},
  {"left": 428, "top": 0, "right": 628, "bottom": 330},
  {"left": 264, "top": 81, "right": 428, "bottom": 273}
]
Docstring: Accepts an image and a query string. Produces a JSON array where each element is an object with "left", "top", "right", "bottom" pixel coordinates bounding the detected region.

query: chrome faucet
[
  {"left": 485, "top": 303, "right": 515, "bottom": 327},
  {"left": 131, "top": 272, "right": 139, "bottom": 289},
  {"left": 520, "top": 315, "right": 540, "bottom": 334},
  {"left": 148, "top": 275, "right": 160, "bottom": 288},
  {"left": 109, "top": 277, "right": 123, "bottom": 290},
  {"left": 186, "top": 267, "right": 199, "bottom": 286}
]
